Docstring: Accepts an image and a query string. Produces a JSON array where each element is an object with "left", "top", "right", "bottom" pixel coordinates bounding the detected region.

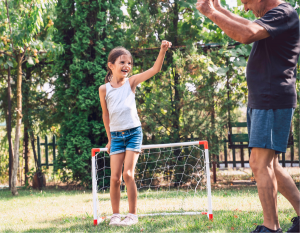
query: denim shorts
[
  {"left": 110, "top": 126, "right": 143, "bottom": 155},
  {"left": 247, "top": 107, "right": 294, "bottom": 154}
]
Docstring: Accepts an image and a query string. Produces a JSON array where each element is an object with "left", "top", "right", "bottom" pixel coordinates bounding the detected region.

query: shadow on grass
[
  {"left": 2, "top": 184, "right": 298, "bottom": 201},
  {"left": 97, "top": 186, "right": 263, "bottom": 202},
  {"left": 1, "top": 186, "right": 262, "bottom": 202},
  {"left": 0, "top": 188, "right": 90, "bottom": 201},
  {"left": 1, "top": 209, "right": 296, "bottom": 233}
]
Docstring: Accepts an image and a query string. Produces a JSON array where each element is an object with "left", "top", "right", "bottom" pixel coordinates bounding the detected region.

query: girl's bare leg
[
  {"left": 123, "top": 151, "right": 139, "bottom": 214},
  {"left": 110, "top": 153, "right": 125, "bottom": 214}
]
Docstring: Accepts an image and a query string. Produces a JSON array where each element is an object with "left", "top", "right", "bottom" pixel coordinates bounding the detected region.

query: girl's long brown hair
[{"left": 105, "top": 47, "right": 133, "bottom": 83}]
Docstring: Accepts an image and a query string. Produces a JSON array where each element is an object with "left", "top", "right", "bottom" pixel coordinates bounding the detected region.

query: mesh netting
[{"left": 94, "top": 144, "right": 210, "bottom": 218}]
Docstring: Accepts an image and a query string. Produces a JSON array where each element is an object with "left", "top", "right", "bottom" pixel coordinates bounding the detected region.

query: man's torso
[{"left": 246, "top": 3, "right": 300, "bottom": 109}]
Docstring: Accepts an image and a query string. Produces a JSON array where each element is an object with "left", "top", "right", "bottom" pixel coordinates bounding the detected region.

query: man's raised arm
[
  {"left": 196, "top": 0, "right": 270, "bottom": 44},
  {"left": 213, "top": 0, "right": 252, "bottom": 26}
]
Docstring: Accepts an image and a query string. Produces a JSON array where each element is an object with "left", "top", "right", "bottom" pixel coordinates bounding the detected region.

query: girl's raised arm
[
  {"left": 99, "top": 85, "right": 111, "bottom": 154},
  {"left": 130, "top": 40, "right": 172, "bottom": 89}
]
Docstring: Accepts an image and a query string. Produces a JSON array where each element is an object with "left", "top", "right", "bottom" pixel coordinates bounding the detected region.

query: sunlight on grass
[
  {"left": 98, "top": 187, "right": 294, "bottom": 217},
  {"left": 98, "top": 190, "right": 210, "bottom": 216},
  {"left": 0, "top": 187, "right": 297, "bottom": 232}
]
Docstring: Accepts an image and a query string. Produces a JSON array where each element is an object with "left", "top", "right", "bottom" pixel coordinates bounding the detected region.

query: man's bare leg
[
  {"left": 249, "top": 147, "right": 279, "bottom": 230},
  {"left": 273, "top": 156, "right": 300, "bottom": 216}
]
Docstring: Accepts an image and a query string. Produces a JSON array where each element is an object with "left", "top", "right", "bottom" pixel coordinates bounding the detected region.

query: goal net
[{"left": 91, "top": 141, "right": 213, "bottom": 226}]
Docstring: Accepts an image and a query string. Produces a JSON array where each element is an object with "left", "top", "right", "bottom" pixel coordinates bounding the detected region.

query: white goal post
[{"left": 91, "top": 140, "right": 213, "bottom": 226}]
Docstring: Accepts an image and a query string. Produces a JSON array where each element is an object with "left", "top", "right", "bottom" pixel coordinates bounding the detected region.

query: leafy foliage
[
  {"left": 0, "top": 0, "right": 298, "bottom": 187},
  {"left": 0, "top": 0, "right": 63, "bottom": 195},
  {"left": 53, "top": 0, "right": 299, "bottom": 185},
  {"left": 125, "top": 0, "right": 250, "bottom": 165},
  {"left": 52, "top": 0, "right": 125, "bottom": 186},
  {"left": 0, "top": 0, "right": 61, "bottom": 67}
]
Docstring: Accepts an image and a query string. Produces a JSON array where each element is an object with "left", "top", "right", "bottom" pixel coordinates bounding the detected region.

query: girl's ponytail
[{"left": 105, "top": 69, "right": 112, "bottom": 83}]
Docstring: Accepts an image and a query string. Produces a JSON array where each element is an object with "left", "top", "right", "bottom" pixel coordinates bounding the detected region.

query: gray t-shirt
[{"left": 246, "top": 3, "right": 300, "bottom": 109}]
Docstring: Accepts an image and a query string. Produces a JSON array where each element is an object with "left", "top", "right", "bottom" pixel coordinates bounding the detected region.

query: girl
[{"left": 99, "top": 40, "right": 172, "bottom": 227}]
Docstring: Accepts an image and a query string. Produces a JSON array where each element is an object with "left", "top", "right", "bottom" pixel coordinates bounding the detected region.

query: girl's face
[{"left": 109, "top": 55, "right": 132, "bottom": 78}]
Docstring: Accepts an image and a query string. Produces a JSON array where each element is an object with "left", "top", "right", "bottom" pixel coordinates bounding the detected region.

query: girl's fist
[{"left": 161, "top": 40, "right": 172, "bottom": 51}]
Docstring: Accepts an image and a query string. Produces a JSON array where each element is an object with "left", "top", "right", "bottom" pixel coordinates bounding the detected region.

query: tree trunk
[
  {"left": 23, "top": 67, "right": 31, "bottom": 185},
  {"left": 6, "top": 66, "right": 14, "bottom": 190},
  {"left": 11, "top": 54, "right": 23, "bottom": 196},
  {"left": 171, "top": 2, "right": 180, "bottom": 143},
  {"left": 226, "top": 58, "right": 232, "bottom": 136},
  {"left": 210, "top": 85, "right": 218, "bottom": 169},
  {"left": 24, "top": 126, "right": 29, "bottom": 185},
  {"left": 30, "top": 131, "right": 38, "bottom": 170}
]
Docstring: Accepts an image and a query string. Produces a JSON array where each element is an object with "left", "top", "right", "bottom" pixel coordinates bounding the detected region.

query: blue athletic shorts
[
  {"left": 110, "top": 126, "right": 143, "bottom": 155},
  {"left": 247, "top": 107, "right": 294, "bottom": 154}
]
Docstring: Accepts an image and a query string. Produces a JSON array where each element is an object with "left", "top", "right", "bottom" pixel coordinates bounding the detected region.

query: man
[{"left": 196, "top": 0, "right": 300, "bottom": 232}]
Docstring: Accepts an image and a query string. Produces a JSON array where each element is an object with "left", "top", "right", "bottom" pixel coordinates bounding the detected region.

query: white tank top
[{"left": 105, "top": 79, "right": 141, "bottom": 132}]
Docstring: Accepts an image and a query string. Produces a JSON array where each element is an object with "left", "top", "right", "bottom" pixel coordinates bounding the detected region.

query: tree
[
  {"left": 0, "top": 67, "right": 15, "bottom": 189},
  {"left": 0, "top": 0, "right": 61, "bottom": 195},
  {"left": 0, "top": 67, "right": 16, "bottom": 187},
  {"left": 124, "top": 0, "right": 249, "bottom": 148},
  {"left": 22, "top": 62, "right": 57, "bottom": 185},
  {"left": 52, "top": 0, "right": 125, "bottom": 185},
  {"left": 125, "top": 0, "right": 208, "bottom": 144}
]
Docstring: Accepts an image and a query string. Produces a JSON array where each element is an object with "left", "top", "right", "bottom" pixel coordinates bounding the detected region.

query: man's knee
[
  {"left": 249, "top": 153, "right": 260, "bottom": 173},
  {"left": 249, "top": 148, "right": 275, "bottom": 173}
]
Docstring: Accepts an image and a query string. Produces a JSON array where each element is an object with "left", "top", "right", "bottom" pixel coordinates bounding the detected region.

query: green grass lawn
[{"left": 0, "top": 186, "right": 297, "bottom": 232}]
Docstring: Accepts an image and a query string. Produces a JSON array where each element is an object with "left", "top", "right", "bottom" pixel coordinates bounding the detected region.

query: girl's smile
[{"left": 112, "top": 55, "right": 132, "bottom": 78}]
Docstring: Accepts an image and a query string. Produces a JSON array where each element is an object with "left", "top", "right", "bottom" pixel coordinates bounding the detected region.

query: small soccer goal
[{"left": 91, "top": 141, "right": 213, "bottom": 226}]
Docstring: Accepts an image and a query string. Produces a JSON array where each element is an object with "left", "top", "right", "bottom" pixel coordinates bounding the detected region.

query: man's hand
[
  {"left": 196, "top": 0, "right": 216, "bottom": 17},
  {"left": 213, "top": 0, "right": 223, "bottom": 11}
]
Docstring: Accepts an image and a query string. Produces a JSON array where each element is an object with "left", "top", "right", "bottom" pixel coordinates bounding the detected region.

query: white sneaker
[
  {"left": 109, "top": 215, "right": 121, "bottom": 226},
  {"left": 118, "top": 214, "right": 138, "bottom": 226}
]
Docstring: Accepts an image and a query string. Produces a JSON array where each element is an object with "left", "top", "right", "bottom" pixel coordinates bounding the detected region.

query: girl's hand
[
  {"left": 129, "top": 40, "right": 172, "bottom": 89},
  {"left": 161, "top": 40, "right": 172, "bottom": 52},
  {"left": 105, "top": 141, "right": 111, "bottom": 154}
]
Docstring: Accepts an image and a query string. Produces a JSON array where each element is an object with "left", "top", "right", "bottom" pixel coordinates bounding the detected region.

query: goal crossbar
[
  {"left": 91, "top": 140, "right": 212, "bottom": 226},
  {"left": 92, "top": 141, "right": 208, "bottom": 156}
]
